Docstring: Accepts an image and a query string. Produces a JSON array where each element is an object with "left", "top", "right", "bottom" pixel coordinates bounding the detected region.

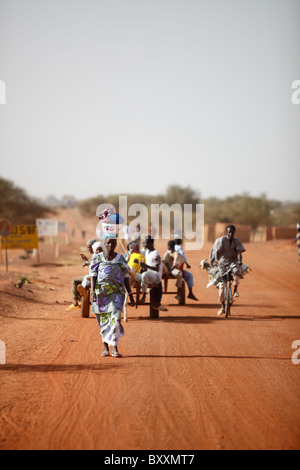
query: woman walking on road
[{"left": 90, "top": 237, "right": 135, "bottom": 358}]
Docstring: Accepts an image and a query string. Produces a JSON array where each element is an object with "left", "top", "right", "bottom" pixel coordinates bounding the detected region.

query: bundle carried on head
[{"left": 98, "top": 207, "right": 124, "bottom": 239}]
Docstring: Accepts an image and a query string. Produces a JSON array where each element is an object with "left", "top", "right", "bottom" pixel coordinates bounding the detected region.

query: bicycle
[
  {"left": 223, "top": 264, "right": 236, "bottom": 318},
  {"left": 207, "top": 261, "right": 251, "bottom": 318}
]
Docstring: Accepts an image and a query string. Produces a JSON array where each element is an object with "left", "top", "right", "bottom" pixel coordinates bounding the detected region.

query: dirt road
[{"left": 0, "top": 210, "right": 299, "bottom": 450}]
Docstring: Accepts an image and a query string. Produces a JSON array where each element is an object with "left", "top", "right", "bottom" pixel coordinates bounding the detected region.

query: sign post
[
  {"left": 0, "top": 219, "right": 13, "bottom": 272},
  {"left": 0, "top": 224, "right": 39, "bottom": 269},
  {"left": 36, "top": 219, "right": 59, "bottom": 257}
]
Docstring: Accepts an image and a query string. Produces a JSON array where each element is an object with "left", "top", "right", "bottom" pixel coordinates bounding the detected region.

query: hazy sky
[{"left": 0, "top": 0, "right": 299, "bottom": 202}]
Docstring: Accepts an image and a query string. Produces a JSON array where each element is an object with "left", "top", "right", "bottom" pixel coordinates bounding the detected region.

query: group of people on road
[
  {"left": 124, "top": 236, "right": 199, "bottom": 311},
  {"left": 66, "top": 220, "right": 248, "bottom": 358}
]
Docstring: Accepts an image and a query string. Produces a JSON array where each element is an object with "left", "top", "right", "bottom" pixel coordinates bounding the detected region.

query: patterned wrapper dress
[
  {"left": 296, "top": 232, "right": 300, "bottom": 260},
  {"left": 90, "top": 252, "right": 128, "bottom": 346}
]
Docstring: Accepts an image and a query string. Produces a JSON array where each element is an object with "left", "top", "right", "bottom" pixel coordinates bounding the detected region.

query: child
[{"left": 125, "top": 241, "right": 146, "bottom": 279}]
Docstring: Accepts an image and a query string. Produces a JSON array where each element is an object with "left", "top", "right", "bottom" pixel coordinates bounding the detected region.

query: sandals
[
  {"left": 112, "top": 351, "right": 122, "bottom": 358},
  {"left": 66, "top": 303, "right": 80, "bottom": 311},
  {"left": 102, "top": 350, "right": 123, "bottom": 358},
  {"left": 153, "top": 305, "right": 168, "bottom": 312}
]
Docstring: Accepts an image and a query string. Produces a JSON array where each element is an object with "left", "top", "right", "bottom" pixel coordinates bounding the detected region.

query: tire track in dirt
[{"left": 40, "top": 318, "right": 95, "bottom": 450}]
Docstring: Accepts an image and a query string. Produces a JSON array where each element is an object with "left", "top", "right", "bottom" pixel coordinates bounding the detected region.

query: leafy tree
[
  {"left": 164, "top": 185, "right": 200, "bottom": 207},
  {"left": 0, "top": 176, "right": 54, "bottom": 225},
  {"left": 78, "top": 186, "right": 299, "bottom": 231},
  {"left": 270, "top": 201, "right": 300, "bottom": 226},
  {"left": 202, "top": 193, "right": 274, "bottom": 230}
]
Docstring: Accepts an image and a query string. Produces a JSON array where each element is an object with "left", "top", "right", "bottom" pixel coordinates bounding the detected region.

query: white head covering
[{"left": 92, "top": 241, "right": 104, "bottom": 253}]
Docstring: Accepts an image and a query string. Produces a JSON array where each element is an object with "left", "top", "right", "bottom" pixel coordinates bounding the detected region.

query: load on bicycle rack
[{"left": 204, "top": 261, "right": 251, "bottom": 318}]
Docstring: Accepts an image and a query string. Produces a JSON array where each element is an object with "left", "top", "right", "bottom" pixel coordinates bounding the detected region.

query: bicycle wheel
[{"left": 225, "top": 282, "right": 231, "bottom": 318}]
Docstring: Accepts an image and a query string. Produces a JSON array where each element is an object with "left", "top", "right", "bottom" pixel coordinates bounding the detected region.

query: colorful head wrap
[{"left": 101, "top": 213, "right": 124, "bottom": 239}]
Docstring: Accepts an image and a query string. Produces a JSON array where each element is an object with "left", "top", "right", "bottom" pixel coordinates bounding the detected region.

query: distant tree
[
  {"left": 78, "top": 195, "right": 106, "bottom": 218},
  {"left": 201, "top": 198, "right": 220, "bottom": 224},
  {"left": 270, "top": 201, "right": 300, "bottom": 226},
  {"left": 78, "top": 187, "right": 200, "bottom": 219},
  {"left": 164, "top": 185, "right": 200, "bottom": 207},
  {"left": 203, "top": 193, "right": 274, "bottom": 230},
  {"left": 78, "top": 187, "right": 300, "bottom": 232},
  {"left": 0, "top": 176, "right": 54, "bottom": 225},
  {"left": 227, "top": 193, "right": 272, "bottom": 230}
]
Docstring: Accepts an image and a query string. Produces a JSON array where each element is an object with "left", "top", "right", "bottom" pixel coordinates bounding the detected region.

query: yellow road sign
[{"left": 1, "top": 225, "right": 39, "bottom": 250}]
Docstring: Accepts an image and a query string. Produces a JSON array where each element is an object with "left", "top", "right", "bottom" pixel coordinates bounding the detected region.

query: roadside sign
[
  {"left": 1, "top": 225, "right": 39, "bottom": 250},
  {"left": 0, "top": 219, "right": 13, "bottom": 271},
  {"left": 0, "top": 224, "right": 39, "bottom": 271},
  {"left": 0, "top": 219, "right": 13, "bottom": 237},
  {"left": 36, "top": 219, "right": 58, "bottom": 237}
]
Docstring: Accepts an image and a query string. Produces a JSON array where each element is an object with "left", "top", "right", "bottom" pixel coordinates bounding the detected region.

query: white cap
[{"left": 92, "top": 241, "right": 104, "bottom": 253}]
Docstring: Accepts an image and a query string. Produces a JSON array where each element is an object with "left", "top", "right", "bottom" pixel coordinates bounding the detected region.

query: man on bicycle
[{"left": 209, "top": 225, "right": 246, "bottom": 316}]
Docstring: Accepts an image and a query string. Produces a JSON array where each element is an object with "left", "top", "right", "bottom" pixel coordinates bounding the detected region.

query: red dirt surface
[{"left": 0, "top": 209, "right": 299, "bottom": 450}]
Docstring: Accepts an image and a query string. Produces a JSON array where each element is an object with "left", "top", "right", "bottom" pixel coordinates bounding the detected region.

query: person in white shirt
[
  {"left": 138, "top": 236, "right": 162, "bottom": 301},
  {"left": 135, "top": 236, "right": 167, "bottom": 311},
  {"left": 174, "top": 238, "right": 198, "bottom": 301}
]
